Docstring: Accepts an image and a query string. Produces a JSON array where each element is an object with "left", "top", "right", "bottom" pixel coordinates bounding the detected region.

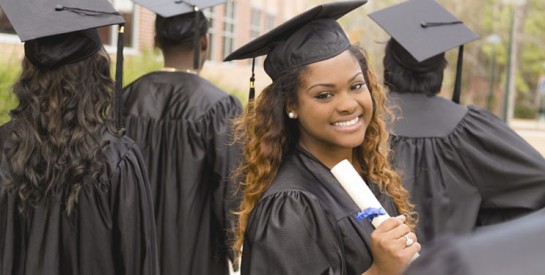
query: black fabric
[
  {"left": 0, "top": 126, "right": 158, "bottom": 275},
  {"left": 404, "top": 208, "right": 545, "bottom": 275},
  {"left": 122, "top": 71, "right": 243, "bottom": 275},
  {"left": 0, "top": 0, "right": 124, "bottom": 42},
  {"left": 387, "top": 39, "right": 445, "bottom": 73},
  {"left": 223, "top": 0, "right": 366, "bottom": 80},
  {"left": 241, "top": 148, "right": 400, "bottom": 275},
  {"left": 368, "top": 0, "right": 478, "bottom": 62},
  {"left": 155, "top": 11, "right": 208, "bottom": 46},
  {"left": 24, "top": 29, "right": 102, "bottom": 68},
  {"left": 388, "top": 92, "right": 545, "bottom": 245},
  {"left": 263, "top": 18, "right": 350, "bottom": 80},
  {"left": 133, "top": 0, "right": 225, "bottom": 18}
]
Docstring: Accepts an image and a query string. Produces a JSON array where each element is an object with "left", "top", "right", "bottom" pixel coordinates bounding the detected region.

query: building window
[
  {"left": 222, "top": 0, "right": 236, "bottom": 60},
  {"left": 250, "top": 8, "right": 261, "bottom": 39},
  {"left": 204, "top": 8, "right": 215, "bottom": 61}
]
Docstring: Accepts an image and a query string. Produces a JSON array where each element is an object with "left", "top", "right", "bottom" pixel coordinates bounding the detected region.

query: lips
[{"left": 333, "top": 116, "right": 360, "bottom": 127}]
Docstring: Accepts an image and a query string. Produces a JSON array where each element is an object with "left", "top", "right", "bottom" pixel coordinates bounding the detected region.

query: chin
[{"left": 338, "top": 137, "right": 365, "bottom": 150}]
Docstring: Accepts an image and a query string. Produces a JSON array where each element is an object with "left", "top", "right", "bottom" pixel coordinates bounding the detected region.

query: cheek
[{"left": 360, "top": 91, "right": 374, "bottom": 121}]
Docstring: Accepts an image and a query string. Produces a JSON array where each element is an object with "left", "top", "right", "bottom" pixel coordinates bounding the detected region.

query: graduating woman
[
  {"left": 0, "top": 0, "right": 158, "bottom": 274},
  {"left": 224, "top": 1, "right": 420, "bottom": 274}
]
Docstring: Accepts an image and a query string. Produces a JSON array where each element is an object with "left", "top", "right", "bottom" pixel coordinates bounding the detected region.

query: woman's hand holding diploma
[{"left": 331, "top": 160, "right": 420, "bottom": 275}]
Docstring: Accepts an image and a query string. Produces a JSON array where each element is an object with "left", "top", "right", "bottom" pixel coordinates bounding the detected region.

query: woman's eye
[
  {"left": 315, "top": 93, "right": 332, "bottom": 100},
  {"left": 352, "top": 82, "right": 365, "bottom": 90}
]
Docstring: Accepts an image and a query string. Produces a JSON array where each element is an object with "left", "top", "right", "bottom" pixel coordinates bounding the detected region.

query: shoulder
[
  {"left": 388, "top": 93, "right": 468, "bottom": 138},
  {"left": 190, "top": 77, "right": 243, "bottom": 114},
  {"left": 247, "top": 189, "right": 334, "bottom": 239},
  {"left": 124, "top": 72, "right": 242, "bottom": 119},
  {"left": 101, "top": 131, "right": 141, "bottom": 175}
]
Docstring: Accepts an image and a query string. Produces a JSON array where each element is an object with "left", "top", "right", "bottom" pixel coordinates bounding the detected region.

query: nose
[{"left": 336, "top": 92, "right": 358, "bottom": 114}]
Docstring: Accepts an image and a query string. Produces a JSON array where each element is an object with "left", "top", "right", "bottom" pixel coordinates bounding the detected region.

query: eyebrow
[{"left": 307, "top": 72, "right": 364, "bottom": 92}]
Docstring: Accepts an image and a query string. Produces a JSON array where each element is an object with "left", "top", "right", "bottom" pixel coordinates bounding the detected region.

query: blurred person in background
[
  {"left": 122, "top": 0, "right": 243, "bottom": 274},
  {"left": 370, "top": 0, "right": 545, "bottom": 246}
]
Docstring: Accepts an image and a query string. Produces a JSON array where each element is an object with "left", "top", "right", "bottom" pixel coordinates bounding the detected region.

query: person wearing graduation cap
[
  {"left": 122, "top": 1, "right": 243, "bottom": 274},
  {"left": 404, "top": 207, "right": 545, "bottom": 275},
  {"left": 369, "top": 0, "right": 545, "bottom": 246},
  {"left": 224, "top": 1, "right": 421, "bottom": 274},
  {"left": 0, "top": 0, "right": 158, "bottom": 274}
]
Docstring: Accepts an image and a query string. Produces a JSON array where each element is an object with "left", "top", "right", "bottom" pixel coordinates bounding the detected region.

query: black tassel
[
  {"left": 193, "top": 6, "right": 200, "bottom": 70},
  {"left": 452, "top": 45, "right": 464, "bottom": 104},
  {"left": 249, "top": 58, "right": 256, "bottom": 101},
  {"left": 115, "top": 24, "right": 125, "bottom": 129}
]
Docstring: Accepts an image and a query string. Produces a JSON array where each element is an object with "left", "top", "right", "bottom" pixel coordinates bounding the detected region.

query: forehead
[{"left": 302, "top": 50, "right": 362, "bottom": 83}]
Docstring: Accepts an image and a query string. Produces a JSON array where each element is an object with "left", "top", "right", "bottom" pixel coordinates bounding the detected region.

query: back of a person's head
[
  {"left": 155, "top": 11, "right": 208, "bottom": 51},
  {"left": 383, "top": 39, "right": 447, "bottom": 96},
  {"left": 6, "top": 43, "right": 114, "bottom": 216}
]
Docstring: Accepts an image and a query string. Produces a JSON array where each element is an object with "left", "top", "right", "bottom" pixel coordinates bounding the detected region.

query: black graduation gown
[
  {"left": 241, "top": 148, "right": 400, "bottom": 275},
  {"left": 122, "top": 71, "right": 243, "bottom": 275},
  {"left": 0, "top": 123, "right": 158, "bottom": 275},
  {"left": 388, "top": 92, "right": 545, "bottom": 245},
  {"left": 404, "top": 208, "right": 545, "bottom": 275}
]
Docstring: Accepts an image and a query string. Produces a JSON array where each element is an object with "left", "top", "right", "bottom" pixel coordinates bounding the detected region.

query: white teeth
[{"left": 334, "top": 117, "right": 359, "bottom": 127}]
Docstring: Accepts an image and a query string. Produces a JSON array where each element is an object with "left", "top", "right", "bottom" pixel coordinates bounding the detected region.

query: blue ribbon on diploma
[{"left": 355, "top": 207, "right": 387, "bottom": 222}]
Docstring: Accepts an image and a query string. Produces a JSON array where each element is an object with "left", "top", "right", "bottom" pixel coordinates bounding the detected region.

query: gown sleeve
[
  {"left": 109, "top": 144, "right": 158, "bottom": 275},
  {"left": 456, "top": 106, "right": 545, "bottom": 225},
  {"left": 404, "top": 208, "right": 545, "bottom": 275},
  {"left": 241, "top": 191, "right": 345, "bottom": 275},
  {"left": 202, "top": 95, "right": 243, "bottom": 262}
]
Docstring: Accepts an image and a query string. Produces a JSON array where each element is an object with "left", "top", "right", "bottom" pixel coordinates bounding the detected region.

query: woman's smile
[{"left": 332, "top": 115, "right": 363, "bottom": 128}]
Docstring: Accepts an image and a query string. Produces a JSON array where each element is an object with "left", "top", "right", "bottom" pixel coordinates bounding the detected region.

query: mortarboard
[
  {"left": 0, "top": 0, "right": 126, "bottom": 128},
  {"left": 224, "top": 0, "right": 367, "bottom": 101},
  {"left": 369, "top": 0, "right": 479, "bottom": 103},
  {"left": 133, "top": 0, "right": 226, "bottom": 70}
]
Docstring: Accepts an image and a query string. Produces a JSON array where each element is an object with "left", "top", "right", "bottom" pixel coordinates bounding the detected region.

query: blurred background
[{"left": 0, "top": 0, "right": 543, "bottom": 154}]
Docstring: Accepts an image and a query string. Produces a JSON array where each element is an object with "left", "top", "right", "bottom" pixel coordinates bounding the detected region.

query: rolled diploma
[
  {"left": 331, "top": 159, "right": 419, "bottom": 260},
  {"left": 331, "top": 159, "right": 389, "bottom": 228}
]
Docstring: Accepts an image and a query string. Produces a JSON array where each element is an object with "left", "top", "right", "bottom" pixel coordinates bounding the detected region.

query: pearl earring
[{"left": 288, "top": 112, "right": 297, "bottom": 119}]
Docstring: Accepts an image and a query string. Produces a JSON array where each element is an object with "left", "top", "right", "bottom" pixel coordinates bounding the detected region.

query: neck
[
  {"left": 162, "top": 50, "right": 202, "bottom": 74},
  {"left": 160, "top": 67, "right": 199, "bottom": 74},
  {"left": 299, "top": 141, "right": 353, "bottom": 170}
]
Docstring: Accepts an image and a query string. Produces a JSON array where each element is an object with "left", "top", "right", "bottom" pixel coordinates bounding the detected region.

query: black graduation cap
[
  {"left": 0, "top": 0, "right": 126, "bottom": 128},
  {"left": 133, "top": 0, "right": 224, "bottom": 18},
  {"left": 223, "top": 0, "right": 367, "bottom": 101},
  {"left": 369, "top": 0, "right": 479, "bottom": 103},
  {"left": 133, "top": 0, "right": 226, "bottom": 70}
]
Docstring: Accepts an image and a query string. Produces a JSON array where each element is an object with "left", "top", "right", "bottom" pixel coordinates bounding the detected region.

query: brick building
[{"left": 0, "top": 0, "right": 310, "bottom": 98}]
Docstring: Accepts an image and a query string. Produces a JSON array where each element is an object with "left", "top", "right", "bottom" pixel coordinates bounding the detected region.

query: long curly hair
[
  {"left": 233, "top": 45, "right": 415, "bottom": 255},
  {"left": 2, "top": 48, "right": 117, "bottom": 216}
]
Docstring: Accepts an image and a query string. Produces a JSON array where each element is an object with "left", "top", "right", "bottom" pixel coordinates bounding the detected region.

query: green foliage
[
  {"left": 514, "top": 102, "right": 536, "bottom": 119},
  {"left": 0, "top": 56, "right": 21, "bottom": 125},
  {"left": 121, "top": 48, "right": 163, "bottom": 85}
]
